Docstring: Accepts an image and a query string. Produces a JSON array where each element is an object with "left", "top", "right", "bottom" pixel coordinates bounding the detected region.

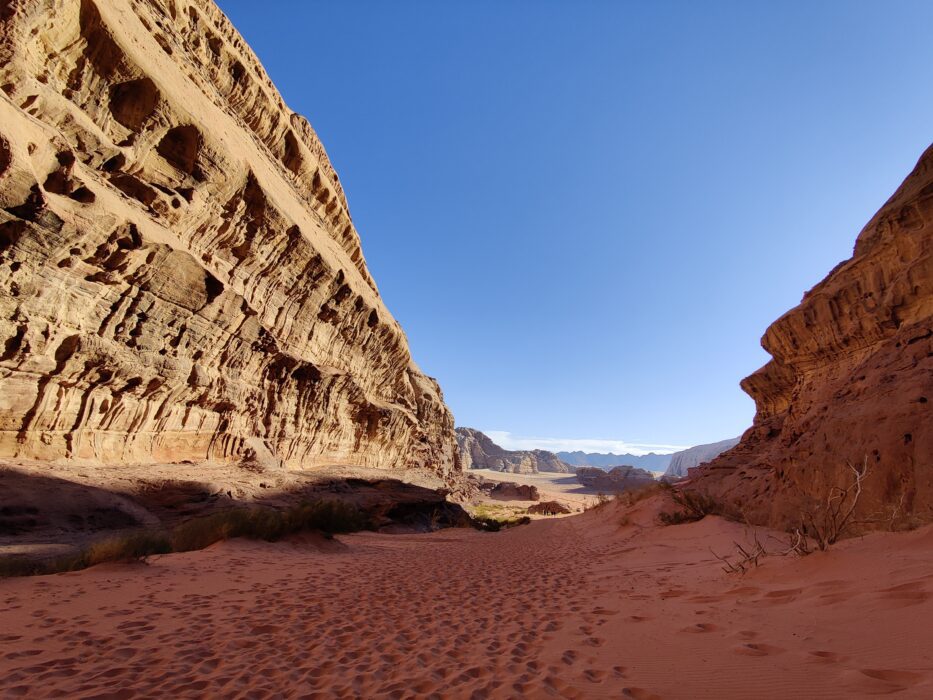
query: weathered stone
[
  {"left": 689, "top": 145, "right": 933, "bottom": 530},
  {"left": 0, "top": 0, "right": 456, "bottom": 475}
]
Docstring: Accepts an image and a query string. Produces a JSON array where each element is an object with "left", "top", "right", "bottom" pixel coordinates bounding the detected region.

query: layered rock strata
[
  {"left": 575, "top": 466, "right": 655, "bottom": 492},
  {"left": 0, "top": 0, "right": 457, "bottom": 474},
  {"left": 456, "top": 428, "right": 570, "bottom": 473},
  {"left": 690, "top": 146, "right": 933, "bottom": 529}
]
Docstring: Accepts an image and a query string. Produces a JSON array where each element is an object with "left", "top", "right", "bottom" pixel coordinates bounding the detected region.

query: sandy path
[
  {"left": 470, "top": 468, "right": 598, "bottom": 510},
  {"left": 1, "top": 501, "right": 931, "bottom": 699}
]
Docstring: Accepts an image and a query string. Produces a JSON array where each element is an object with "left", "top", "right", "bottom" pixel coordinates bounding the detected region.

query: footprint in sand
[
  {"left": 762, "top": 588, "right": 802, "bottom": 604},
  {"left": 806, "top": 650, "right": 845, "bottom": 663},
  {"left": 876, "top": 581, "right": 932, "bottom": 606},
  {"left": 732, "top": 643, "right": 784, "bottom": 657},
  {"left": 623, "top": 687, "right": 663, "bottom": 700},
  {"left": 681, "top": 622, "right": 718, "bottom": 633},
  {"left": 860, "top": 669, "right": 926, "bottom": 686},
  {"left": 842, "top": 668, "right": 928, "bottom": 695}
]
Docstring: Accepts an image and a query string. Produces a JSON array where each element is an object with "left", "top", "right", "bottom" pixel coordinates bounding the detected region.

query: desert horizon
[{"left": 0, "top": 0, "right": 930, "bottom": 698}]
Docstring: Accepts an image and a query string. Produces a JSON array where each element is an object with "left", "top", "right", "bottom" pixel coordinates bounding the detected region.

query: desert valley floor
[{"left": 1, "top": 498, "right": 931, "bottom": 700}]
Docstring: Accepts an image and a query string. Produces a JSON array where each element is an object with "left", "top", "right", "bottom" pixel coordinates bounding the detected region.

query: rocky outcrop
[
  {"left": 663, "top": 438, "right": 740, "bottom": 479},
  {"left": 474, "top": 480, "right": 540, "bottom": 502},
  {"left": 575, "top": 466, "right": 655, "bottom": 492},
  {"left": 558, "top": 451, "right": 672, "bottom": 472},
  {"left": 689, "top": 145, "right": 933, "bottom": 530},
  {"left": 455, "top": 428, "right": 570, "bottom": 473},
  {"left": 0, "top": 0, "right": 457, "bottom": 474}
]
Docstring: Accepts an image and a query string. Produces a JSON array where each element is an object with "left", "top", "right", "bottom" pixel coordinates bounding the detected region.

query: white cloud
[{"left": 483, "top": 431, "right": 688, "bottom": 456}]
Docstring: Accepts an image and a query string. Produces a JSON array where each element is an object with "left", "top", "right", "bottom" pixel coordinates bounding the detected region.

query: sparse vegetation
[
  {"left": 170, "top": 500, "right": 368, "bottom": 551},
  {"left": 657, "top": 481, "right": 719, "bottom": 525},
  {"left": 0, "top": 499, "right": 371, "bottom": 578},
  {"left": 0, "top": 531, "right": 172, "bottom": 578},
  {"left": 613, "top": 482, "right": 663, "bottom": 507},
  {"left": 786, "top": 455, "right": 872, "bottom": 556},
  {"left": 470, "top": 503, "right": 531, "bottom": 531},
  {"left": 710, "top": 532, "right": 767, "bottom": 574}
]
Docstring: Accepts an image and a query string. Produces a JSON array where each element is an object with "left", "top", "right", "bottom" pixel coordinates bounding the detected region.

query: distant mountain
[
  {"left": 664, "top": 438, "right": 741, "bottom": 478},
  {"left": 456, "top": 428, "right": 571, "bottom": 474},
  {"left": 557, "top": 451, "right": 673, "bottom": 472}
]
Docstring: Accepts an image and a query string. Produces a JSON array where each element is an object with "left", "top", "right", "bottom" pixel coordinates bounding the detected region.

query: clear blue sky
[{"left": 217, "top": 0, "right": 933, "bottom": 452}]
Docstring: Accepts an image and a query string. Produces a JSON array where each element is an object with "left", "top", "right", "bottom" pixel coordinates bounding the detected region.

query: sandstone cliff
[
  {"left": 689, "top": 146, "right": 932, "bottom": 529},
  {"left": 456, "top": 428, "right": 570, "bottom": 474},
  {"left": 663, "top": 437, "right": 739, "bottom": 479},
  {"left": 0, "top": 0, "right": 457, "bottom": 475}
]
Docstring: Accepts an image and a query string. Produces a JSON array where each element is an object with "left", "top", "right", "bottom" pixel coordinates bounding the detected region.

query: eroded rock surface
[
  {"left": 690, "top": 146, "right": 933, "bottom": 529},
  {"left": 456, "top": 427, "right": 570, "bottom": 474},
  {"left": 0, "top": 0, "right": 457, "bottom": 474}
]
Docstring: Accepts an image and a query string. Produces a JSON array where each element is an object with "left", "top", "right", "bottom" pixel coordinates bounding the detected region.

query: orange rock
[
  {"left": 690, "top": 145, "right": 933, "bottom": 530},
  {"left": 0, "top": 0, "right": 456, "bottom": 474}
]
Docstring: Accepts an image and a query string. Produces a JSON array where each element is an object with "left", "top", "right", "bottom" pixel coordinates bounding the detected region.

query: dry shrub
[
  {"left": 0, "top": 500, "right": 369, "bottom": 578},
  {"left": 657, "top": 481, "right": 719, "bottom": 525},
  {"left": 171, "top": 500, "right": 369, "bottom": 551}
]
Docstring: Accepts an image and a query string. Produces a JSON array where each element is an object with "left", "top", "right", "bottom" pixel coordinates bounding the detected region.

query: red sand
[{"left": 1, "top": 499, "right": 931, "bottom": 699}]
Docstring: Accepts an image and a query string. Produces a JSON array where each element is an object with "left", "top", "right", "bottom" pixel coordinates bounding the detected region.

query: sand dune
[{"left": 1, "top": 498, "right": 931, "bottom": 699}]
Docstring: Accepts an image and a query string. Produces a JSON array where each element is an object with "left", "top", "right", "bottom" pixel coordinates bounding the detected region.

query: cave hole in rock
[
  {"left": 157, "top": 125, "right": 203, "bottom": 179},
  {"left": 109, "top": 78, "right": 159, "bottom": 131},
  {"left": 282, "top": 130, "right": 302, "bottom": 176}
]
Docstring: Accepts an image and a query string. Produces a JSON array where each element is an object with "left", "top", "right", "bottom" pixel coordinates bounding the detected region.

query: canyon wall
[
  {"left": 456, "top": 428, "right": 570, "bottom": 474},
  {"left": 0, "top": 0, "right": 458, "bottom": 475},
  {"left": 689, "top": 145, "right": 932, "bottom": 529}
]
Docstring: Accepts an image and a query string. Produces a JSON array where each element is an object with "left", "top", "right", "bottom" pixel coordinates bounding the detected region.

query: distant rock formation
[
  {"left": 0, "top": 0, "right": 457, "bottom": 474},
  {"left": 558, "top": 451, "right": 672, "bottom": 472},
  {"left": 456, "top": 428, "right": 570, "bottom": 473},
  {"left": 663, "top": 438, "right": 740, "bottom": 478},
  {"left": 690, "top": 145, "right": 932, "bottom": 531},
  {"left": 476, "top": 481, "right": 540, "bottom": 501},
  {"left": 575, "top": 466, "right": 655, "bottom": 492}
]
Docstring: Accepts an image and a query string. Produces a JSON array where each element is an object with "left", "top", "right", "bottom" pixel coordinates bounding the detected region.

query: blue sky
[{"left": 217, "top": 1, "right": 933, "bottom": 453}]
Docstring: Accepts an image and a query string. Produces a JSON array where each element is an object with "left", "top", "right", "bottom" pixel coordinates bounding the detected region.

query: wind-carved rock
[
  {"left": 0, "top": 0, "right": 457, "bottom": 475},
  {"left": 690, "top": 146, "right": 933, "bottom": 529}
]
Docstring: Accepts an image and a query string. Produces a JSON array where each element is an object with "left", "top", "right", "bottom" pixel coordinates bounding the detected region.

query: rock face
[
  {"left": 456, "top": 428, "right": 570, "bottom": 473},
  {"left": 557, "top": 451, "right": 672, "bottom": 472},
  {"left": 575, "top": 466, "right": 655, "bottom": 492},
  {"left": 690, "top": 145, "right": 933, "bottom": 530},
  {"left": 663, "top": 438, "right": 740, "bottom": 479},
  {"left": 0, "top": 0, "right": 457, "bottom": 475}
]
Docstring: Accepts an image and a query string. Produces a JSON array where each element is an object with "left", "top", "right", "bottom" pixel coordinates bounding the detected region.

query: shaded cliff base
[
  {"left": 1, "top": 494, "right": 931, "bottom": 698},
  {"left": 0, "top": 460, "right": 475, "bottom": 575}
]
